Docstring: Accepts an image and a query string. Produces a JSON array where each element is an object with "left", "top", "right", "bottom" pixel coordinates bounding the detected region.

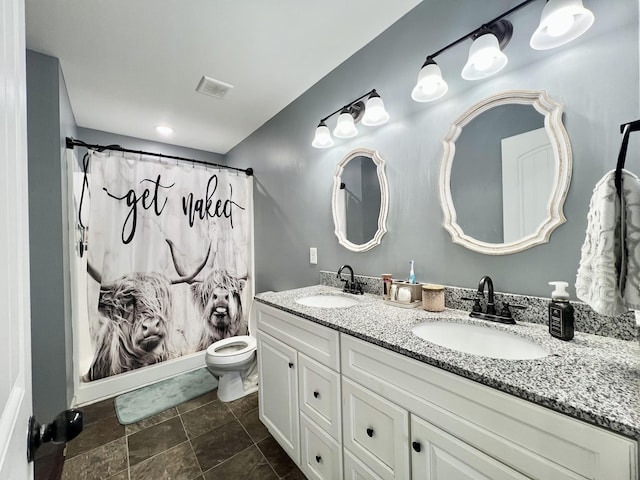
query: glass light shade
[
  {"left": 461, "top": 33, "right": 508, "bottom": 80},
  {"left": 333, "top": 110, "right": 358, "bottom": 138},
  {"left": 362, "top": 95, "right": 389, "bottom": 126},
  {"left": 411, "top": 62, "right": 448, "bottom": 102},
  {"left": 312, "top": 122, "right": 334, "bottom": 148},
  {"left": 530, "top": 0, "right": 594, "bottom": 50}
]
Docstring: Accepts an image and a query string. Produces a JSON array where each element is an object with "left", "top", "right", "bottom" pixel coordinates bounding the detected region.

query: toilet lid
[{"left": 206, "top": 335, "right": 256, "bottom": 356}]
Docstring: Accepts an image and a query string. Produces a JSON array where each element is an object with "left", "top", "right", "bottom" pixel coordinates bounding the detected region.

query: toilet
[{"left": 205, "top": 312, "right": 258, "bottom": 402}]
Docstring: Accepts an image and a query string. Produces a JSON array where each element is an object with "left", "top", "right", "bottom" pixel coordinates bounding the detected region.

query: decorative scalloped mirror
[
  {"left": 440, "top": 90, "right": 571, "bottom": 255},
  {"left": 332, "top": 148, "right": 389, "bottom": 252}
]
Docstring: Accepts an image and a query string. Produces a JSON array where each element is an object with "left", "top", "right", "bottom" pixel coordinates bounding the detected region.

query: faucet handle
[
  {"left": 499, "top": 302, "right": 526, "bottom": 318},
  {"left": 462, "top": 297, "right": 482, "bottom": 313}
]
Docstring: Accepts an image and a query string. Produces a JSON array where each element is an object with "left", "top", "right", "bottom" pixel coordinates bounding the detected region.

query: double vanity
[{"left": 254, "top": 285, "right": 639, "bottom": 480}]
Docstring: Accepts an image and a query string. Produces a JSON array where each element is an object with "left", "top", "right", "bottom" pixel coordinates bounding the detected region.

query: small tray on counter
[{"left": 383, "top": 299, "right": 422, "bottom": 309}]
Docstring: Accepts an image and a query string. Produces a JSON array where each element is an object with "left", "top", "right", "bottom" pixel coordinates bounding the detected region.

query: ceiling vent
[{"left": 196, "top": 76, "right": 234, "bottom": 99}]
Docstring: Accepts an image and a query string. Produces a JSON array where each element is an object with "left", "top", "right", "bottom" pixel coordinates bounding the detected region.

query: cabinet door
[
  {"left": 411, "top": 414, "right": 530, "bottom": 480},
  {"left": 300, "top": 412, "right": 343, "bottom": 480},
  {"left": 342, "top": 377, "right": 410, "bottom": 480},
  {"left": 299, "top": 352, "right": 341, "bottom": 442},
  {"left": 257, "top": 331, "right": 300, "bottom": 464},
  {"left": 344, "top": 448, "right": 385, "bottom": 480}
]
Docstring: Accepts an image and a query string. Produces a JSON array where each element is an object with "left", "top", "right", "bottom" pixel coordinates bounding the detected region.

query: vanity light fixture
[
  {"left": 530, "top": 0, "right": 594, "bottom": 50},
  {"left": 411, "top": 57, "right": 448, "bottom": 102},
  {"left": 334, "top": 107, "right": 359, "bottom": 138},
  {"left": 412, "top": 0, "right": 594, "bottom": 102},
  {"left": 312, "top": 89, "right": 389, "bottom": 148},
  {"left": 461, "top": 21, "right": 511, "bottom": 80}
]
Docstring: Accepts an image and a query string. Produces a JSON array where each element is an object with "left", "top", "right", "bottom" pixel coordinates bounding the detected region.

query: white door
[
  {"left": 501, "top": 127, "right": 554, "bottom": 243},
  {"left": 0, "top": 0, "right": 33, "bottom": 478}
]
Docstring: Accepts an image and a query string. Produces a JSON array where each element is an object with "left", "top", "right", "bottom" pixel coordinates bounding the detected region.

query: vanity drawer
[
  {"left": 300, "top": 413, "right": 343, "bottom": 480},
  {"left": 256, "top": 302, "right": 340, "bottom": 370},
  {"left": 342, "top": 377, "right": 409, "bottom": 480},
  {"left": 299, "top": 352, "right": 341, "bottom": 442}
]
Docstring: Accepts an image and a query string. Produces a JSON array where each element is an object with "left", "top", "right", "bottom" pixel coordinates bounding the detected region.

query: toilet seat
[{"left": 206, "top": 335, "right": 256, "bottom": 366}]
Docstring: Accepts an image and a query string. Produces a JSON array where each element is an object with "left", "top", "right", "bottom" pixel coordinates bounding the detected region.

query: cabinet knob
[
  {"left": 315, "top": 455, "right": 322, "bottom": 463},
  {"left": 313, "top": 390, "right": 320, "bottom": 399},
  {"left": 288, "top": 362, "right": 294, "bottom": 369},
  {"left": 412, "top": 441, "right": 422, "bottom": 453},
  {"left": 366, "top": 427, "right": 374, "bottom": 438}
]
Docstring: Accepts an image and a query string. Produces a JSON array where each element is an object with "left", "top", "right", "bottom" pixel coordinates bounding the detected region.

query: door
[
  {"left": 501, "top": 127, "right": 554, "bottom": 243},
  {"left": 257, "top": 331, "right": 300, "bottom": 464},
  {"left": 0, "top": 0, "right": 34, "bottom": 478},
  {"left": 411, "top": 415, "right": 529, "bottom": 480}
]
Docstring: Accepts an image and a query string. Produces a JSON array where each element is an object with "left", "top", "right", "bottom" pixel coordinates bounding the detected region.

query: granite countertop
[{"left": 255, "top": 285, "right": 640, "bottom": 440}]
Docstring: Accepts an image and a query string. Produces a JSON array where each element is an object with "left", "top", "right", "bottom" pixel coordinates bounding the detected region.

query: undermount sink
[
  {"left": 295, "top": 294, "right": 360, "bottom": 308},
  {"left": 411, "top": 321, "right": 548, "bottom": 360}
]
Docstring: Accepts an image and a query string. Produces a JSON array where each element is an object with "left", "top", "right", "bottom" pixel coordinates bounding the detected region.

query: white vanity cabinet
[
  {"left": 256, "top": 302, "right": 637, "bottom": 480},
  {"left": 341, "top": 334, "right": 638, "bottom": 480},
  {"left": 256, "top": 303, "right": 342, "bottom": 479}
]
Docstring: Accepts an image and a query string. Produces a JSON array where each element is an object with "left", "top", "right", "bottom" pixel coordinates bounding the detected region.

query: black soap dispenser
[{"left": 548, "top": 281, "right": 574, "bottom": 341}]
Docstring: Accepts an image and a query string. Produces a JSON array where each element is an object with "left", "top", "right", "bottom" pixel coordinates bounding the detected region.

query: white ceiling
[{"left": 25, "top": 0, "right": 422, "bottom": 154}]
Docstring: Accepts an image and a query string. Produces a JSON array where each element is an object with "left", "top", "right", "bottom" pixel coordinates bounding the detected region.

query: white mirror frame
[
  {"left": 332, "top": 148, "right": 390, "bottom": 252},
  {"left": 440, "top": 90, "right": 572, "bottom": 255}
]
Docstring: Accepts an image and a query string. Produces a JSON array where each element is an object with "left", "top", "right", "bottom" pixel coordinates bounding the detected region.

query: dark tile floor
[{"left": 61, "top": 390, "right": 307, "bottom": 480}]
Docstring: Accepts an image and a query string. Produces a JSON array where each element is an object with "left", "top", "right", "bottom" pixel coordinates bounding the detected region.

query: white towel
[{"left": 576, "top": 169, "right": 640, "bottom": 316}]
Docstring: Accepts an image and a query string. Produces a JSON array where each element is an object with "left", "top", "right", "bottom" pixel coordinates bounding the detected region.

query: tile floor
[{"left": 61, "top": 390, "right": 306, "bottom": 480}]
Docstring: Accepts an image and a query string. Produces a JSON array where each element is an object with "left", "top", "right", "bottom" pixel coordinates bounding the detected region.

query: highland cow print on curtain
[{"left": 83, "top": 150, "right": 253, "bottom": 382}]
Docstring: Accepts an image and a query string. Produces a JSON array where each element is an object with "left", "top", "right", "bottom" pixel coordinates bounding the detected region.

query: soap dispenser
[{"left": 548, "top": 281, "right": 574, "bottom": 341}]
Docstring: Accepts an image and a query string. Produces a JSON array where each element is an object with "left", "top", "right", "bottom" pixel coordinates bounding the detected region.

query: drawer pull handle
[
  {"left": 288, "top": 362, "right": 294, "bottom": 369},
  {"left": 366, "top": 427, "right": 374, "bottom": 438},
  {"left": 313, "top": 390, "right": 320, "bottom": 399},
  {"left": 315, "top": 455, "right": 322, "bottom": 463},
  {"left": 412, "top": 441, "right": 422, "bottom": 453}
]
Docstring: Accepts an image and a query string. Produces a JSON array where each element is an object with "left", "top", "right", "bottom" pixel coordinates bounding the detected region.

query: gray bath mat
[{"left": 114, "top": 368, "right": 217, "bottom": 424}]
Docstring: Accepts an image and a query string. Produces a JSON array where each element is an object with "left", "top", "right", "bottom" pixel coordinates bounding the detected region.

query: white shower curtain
[{"left": 83, "top": 151, "right": 253, "bottom": 382}]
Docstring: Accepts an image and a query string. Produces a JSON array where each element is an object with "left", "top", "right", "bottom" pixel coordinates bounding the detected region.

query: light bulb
[
  {"left": 155, "top": 125, "right": 173, "bottom": 135},
  {"left": 312, "top": 122, "right": 334, "bottom": 148},
  {"left": 333, "top": 109, "right": 358, "bottom": 138},
  {"left": 362, "top": 93, "right": 389, "bottom": 127},
  {"left": 530, "top": 0, "right": 594, "bottom": 50},
  {"left": 461, "top": 33, "right": 508, "bottom": 80},
  {"left": 546, "top": 13, "right": 575, "bottom": 37},
  {"left": 412, "top": 60, "right": 448, "bottom": 103}
]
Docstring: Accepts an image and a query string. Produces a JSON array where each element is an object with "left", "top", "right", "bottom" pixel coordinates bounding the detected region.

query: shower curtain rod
[{"left": 65, "top": 137, "right": 253, "bottom": 176}]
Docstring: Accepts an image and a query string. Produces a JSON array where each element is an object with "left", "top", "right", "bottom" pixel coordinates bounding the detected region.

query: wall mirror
[
  {"left": 332, "top": 148, "right": 389, "bottom": 252},
  {"left": 440, "top": 90, "right": 571, "bottom": 255}
]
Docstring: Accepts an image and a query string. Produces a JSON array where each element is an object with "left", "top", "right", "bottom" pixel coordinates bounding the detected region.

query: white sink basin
[
  {"left": 295, "top": 294, "right": 360, "bottom": 308},
  {"left": 411, "top": 321, "right": 548, "bottom": 360}
]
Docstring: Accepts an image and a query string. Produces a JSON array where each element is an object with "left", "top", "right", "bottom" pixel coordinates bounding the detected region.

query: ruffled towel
[{"left": 576, "top": 169, "right": 640, "bottom": 317}]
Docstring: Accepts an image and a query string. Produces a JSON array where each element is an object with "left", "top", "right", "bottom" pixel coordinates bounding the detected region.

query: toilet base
[{"left": 214, "top": 366, "right": 258, "bottom": 403}]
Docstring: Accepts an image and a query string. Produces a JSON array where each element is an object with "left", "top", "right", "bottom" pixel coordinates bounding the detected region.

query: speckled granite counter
[{"left": 255, "top": 285, "right": 640, "bottom": 440}]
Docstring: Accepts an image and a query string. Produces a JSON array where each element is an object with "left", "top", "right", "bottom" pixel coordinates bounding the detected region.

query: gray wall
[
  {"left": 75, "top": 128, "right": 227, "bottom": 166},
  {"left": 226, "top": 0, "right": 639, "bottom": 299},
  {"left": 27, "top": 50, "right": 78, "bottom": 420}
]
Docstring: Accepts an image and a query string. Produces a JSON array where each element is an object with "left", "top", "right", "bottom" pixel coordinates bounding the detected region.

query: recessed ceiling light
[{"left": 155, "top": 125, "right": 173, "bottom": 136}]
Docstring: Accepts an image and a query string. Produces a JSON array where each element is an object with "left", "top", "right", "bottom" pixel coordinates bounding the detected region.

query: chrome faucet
[{"left": 337, "top": 265, "right": 363, "bottom": 295}]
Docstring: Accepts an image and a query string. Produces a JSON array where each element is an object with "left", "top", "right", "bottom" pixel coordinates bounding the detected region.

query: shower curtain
[{"left": 83, "top": 150, "right": 253, "bottom": 382}]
